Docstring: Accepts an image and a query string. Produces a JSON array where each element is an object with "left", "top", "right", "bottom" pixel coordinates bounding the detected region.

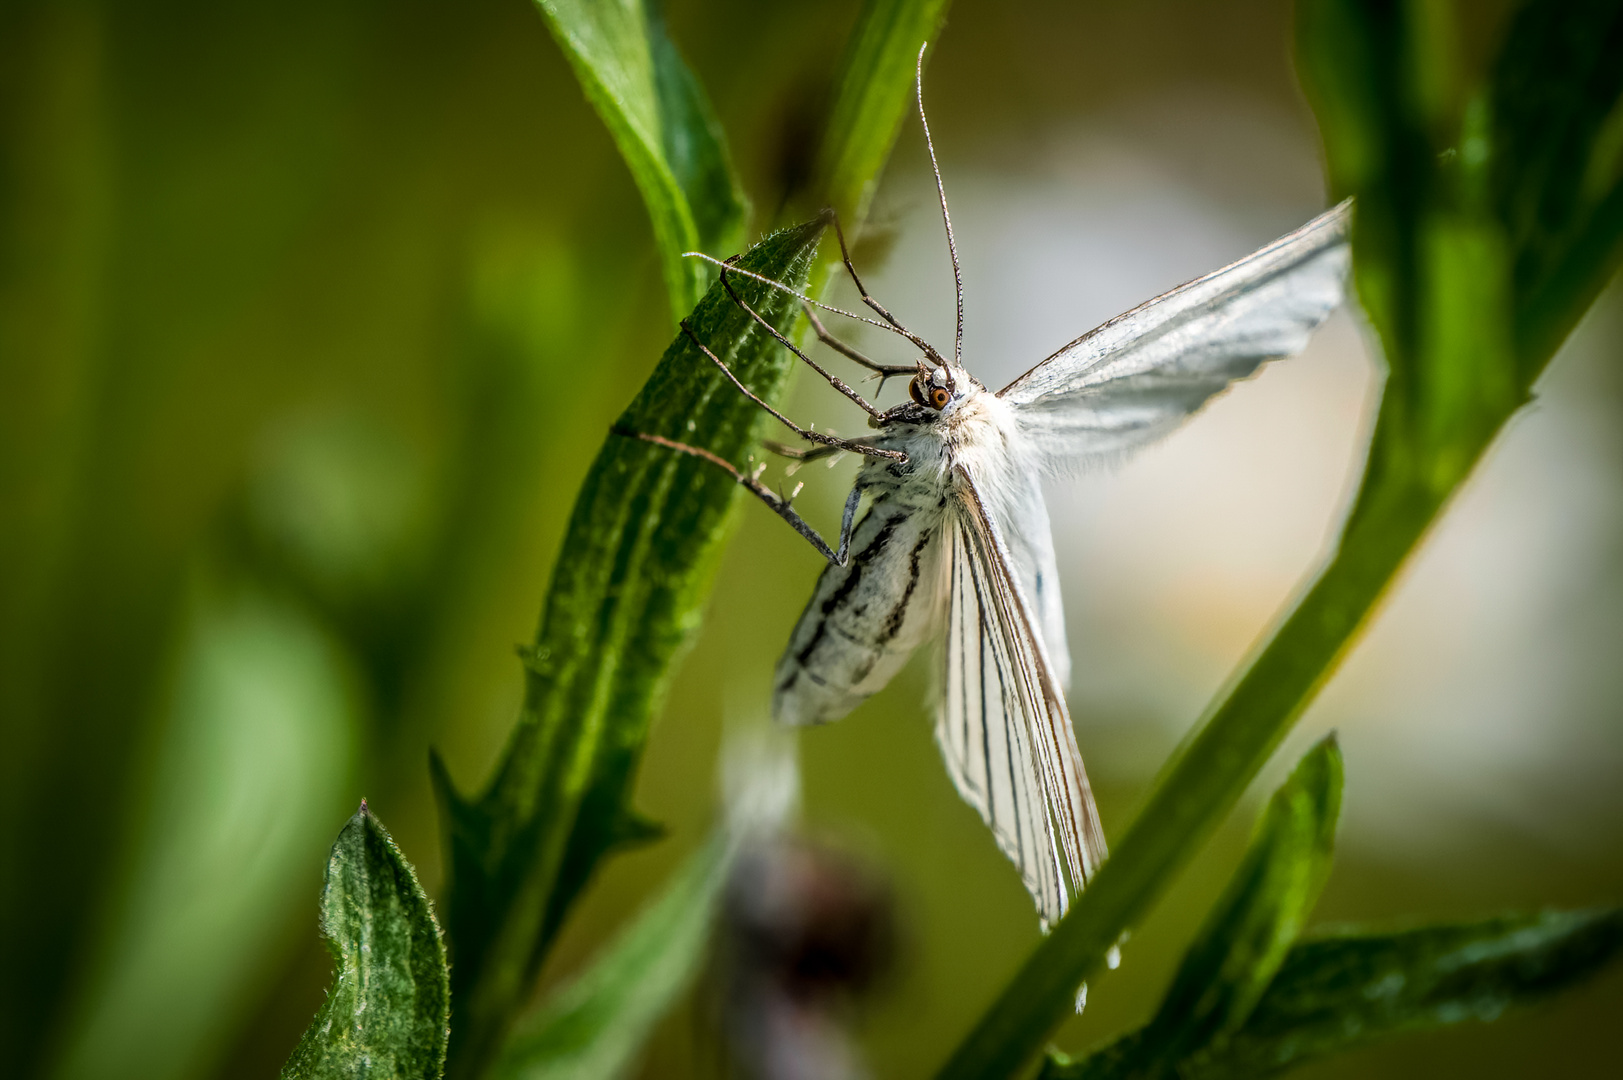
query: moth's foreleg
[
  {"left": 678, "top": 321, "right": 905, "bottom": 465},
  {"left": 799, "top": 302, "right": 915, "bottom": 394},
  {"left": 714, "top": 276, "right": 890, "bottom": 420},
  {"left": 614, "top": 427, "right": 850, "bottom": 566}
]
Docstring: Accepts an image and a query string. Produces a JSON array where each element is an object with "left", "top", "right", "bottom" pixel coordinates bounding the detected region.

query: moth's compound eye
[{"left": 930, "top": 387, "right": 951, "bottom": 409}]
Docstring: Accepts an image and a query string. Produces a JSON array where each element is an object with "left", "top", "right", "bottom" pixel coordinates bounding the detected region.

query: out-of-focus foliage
[
  {"left": 1181, "top": 908, "right": 1623, "bottom": 1079},
  {"left": 1050, "top": 907, "right": 1623, "bottom": 1080},
  {"left": 280, "top": 804, "right": 449, "bottom": 1080},
  {"left": 54, "top": 582, "right": 358, "bottom": 1080},
  {"left": 490, "top": 836, "right": 730, "bottom": 1080},
  {"left": 813, "top": 0, "right": 954, "bottom": 224},
  {"left": 532, "top": 0, "right": 747, "bottom": 319},
  {"left": 939, "top": 2, "right": 1623, "bottom": 1075}
]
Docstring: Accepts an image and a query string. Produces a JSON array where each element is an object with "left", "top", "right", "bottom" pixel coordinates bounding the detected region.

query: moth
[{"left": 629, "top": 55, "right": 1352, "bottom": 924}]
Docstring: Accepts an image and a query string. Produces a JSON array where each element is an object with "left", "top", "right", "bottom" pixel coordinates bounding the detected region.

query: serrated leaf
[
  {"left": 937, "top": 4, "right": 1623, "bottom": 1074},
  {"left": 1040, "top": 740, "right": 1342, "bottom": 1080},
  {"left": 1186, "top": 908, "right": 1623, "bottom": 1079},
  {"left": 437, "top": 219, "right": 824, "bottom": 1079},
  {"left": 492, "top": 836, "right": 730, "bottom": 1080},
  {"left": 280, "top": 803, "right": 449, "bottom": 1080},
  {"left": 814, "top": 0, "right": 953, "bottom": 224},
  {"left": 534, "top": 0, "right": 748, "bottom": 317}
]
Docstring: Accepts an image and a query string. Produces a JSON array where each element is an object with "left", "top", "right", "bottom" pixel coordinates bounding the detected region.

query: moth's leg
[
  {"left": 613, "top": 428, "right": 857, "bottom": 566},
  {"left": 763, "top": 439, "right": 847, "bottom": 463},
  {"left": 718, "top": 273, "right": 892, "bottom": 421},
  {"left": 679, "top": 320, "right": 904, "bottom": 464},
  {"left": 828, "top": 214, "right": 947, "bottom": 366},
  {"left": 681, "top": 239, "right": 945, "bottom": 365},
  {"left": 800, "top": 302, "right": 914, "bottom": 393}
]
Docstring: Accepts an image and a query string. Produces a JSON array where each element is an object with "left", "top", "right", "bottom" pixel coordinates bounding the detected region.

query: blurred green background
[{"left": 3, "top": 1, "right": 1619, "bottom": 1078}]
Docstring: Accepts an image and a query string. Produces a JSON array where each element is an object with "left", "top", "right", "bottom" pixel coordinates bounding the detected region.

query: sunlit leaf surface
[{"left": 280, "top": 804, "right": 449, "bottom": 1080}]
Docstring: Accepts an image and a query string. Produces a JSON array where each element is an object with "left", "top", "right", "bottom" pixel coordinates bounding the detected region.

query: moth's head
[{"left": 908, "top": 363, "right": 962, "bottom": 413}]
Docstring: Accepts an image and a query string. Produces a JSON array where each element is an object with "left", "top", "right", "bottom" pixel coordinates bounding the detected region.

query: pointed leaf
[
  {"left": 534, "top": 0, "right": 748, "bottom": 316},
  {"left": 281, "top": 803, "right": 449, "bottom": 1080},
  {"left": 492, "top": 836, "right": 730, "bottom": 1080},
  {"left": 438, "top": 219, "right": 824, "bottom": 1079},
  {"left": 1187, "top": 908, "right": 1623, "bottom": 1079},
  {"left": 1149, "top": 738, "right": 1342, "bottom": 1061}
]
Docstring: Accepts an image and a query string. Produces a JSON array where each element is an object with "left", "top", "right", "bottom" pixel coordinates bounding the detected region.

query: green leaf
[
  {"left": 280, "top": 803, "right": 449, "bottom": 1080},
  {"left": 1489, "top": 0, "right": 1623, "bottom": 374},
  {"left": 1052, "top": 907, "right": 1623, "bottom": 1080},
  {"left": 436, "top": 219, "right": 824, "bottom": 1080},
  {"left": 53, "top": 583, "right": 359, "bottom": 1080},
  {"left": 813, "top": 0, "right": 953, "bottom": 224},
  {"left": 1185, "top": 908, "right": 1623, "bottom": 1079},
  {"left": 936, "top": 4, "right": 1623, "bottom": 1075},
  {"left": 533, "top": 0, "right": 748, "bottom": 317},
  {"left": 492, "top": 836, "right": 730, "bottom": 1080},
  {"left": 1040, "top": 739, "right": 1342, "bottom": 1080},
  {"left": 1147, "top": 738, "right": 1342, "bottom": 1066}
]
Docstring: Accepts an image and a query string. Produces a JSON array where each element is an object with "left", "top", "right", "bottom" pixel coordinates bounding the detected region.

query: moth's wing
[
  {"left": 937, "top": 466, "right": 1106, "bottom": 923},
  {"left": 999, "top": 466, "right": 1070, "bottom": 690},
  {"left": 1000, "top": 200, "right": 1352, "bottom": 468}
]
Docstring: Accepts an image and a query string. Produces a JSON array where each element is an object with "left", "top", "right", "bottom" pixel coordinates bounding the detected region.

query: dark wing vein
[{"left": 936, "top": 467, "right": 1107, "bottom": 922}]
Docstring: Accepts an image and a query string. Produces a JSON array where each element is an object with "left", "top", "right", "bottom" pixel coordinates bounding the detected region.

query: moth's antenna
[
  {"left": 916, "top": 43, "right": 963, "bottom": 366},
  {"left": 683, "top": 251, "right": 947, "bottom": 364}
]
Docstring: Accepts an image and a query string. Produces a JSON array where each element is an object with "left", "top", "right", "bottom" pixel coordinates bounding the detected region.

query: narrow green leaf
[
  {"left": 1148, "top": 738, "right": 1342, "bottom": 1064},
  {"left": 437, "top": 219, "right": 824, "bottom": 1080},
  {"left": 492, "top": 836, "right": 730, "bottom": 1080},
  {"left": 814, "top": 0, "right": 953, "bottom": 225},
  {"left": 1040, "top": 740, "right": 1342, "bottom": 1080},
  {"left": 1051, "top": 907, "right": 1623, "bottom": 1080},
  {"left": 54, "top": 584, "right": 358, "bottom": 1080},
  {"left": 1185, "top": 908, "right": 1623, "bottom": 1079},
  {"left": 533, "top": 0, "right": 748, "bottom": 316},
  {"left": 281, "top": 803, "right": 449, "bottom": 1080},
  {"left": 936, "top": 4, "right": 1623, "bottom": 1075}
]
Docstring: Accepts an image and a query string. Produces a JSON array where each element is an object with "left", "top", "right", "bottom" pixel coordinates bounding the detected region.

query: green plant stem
[{"left": 936, "top": 456, "right": 1462, "bottom": 1079}]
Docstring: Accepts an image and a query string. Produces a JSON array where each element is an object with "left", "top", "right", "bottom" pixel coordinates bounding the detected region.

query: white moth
[{"left": 638, "top": 55, "right": 1352, "bottom": 925}]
